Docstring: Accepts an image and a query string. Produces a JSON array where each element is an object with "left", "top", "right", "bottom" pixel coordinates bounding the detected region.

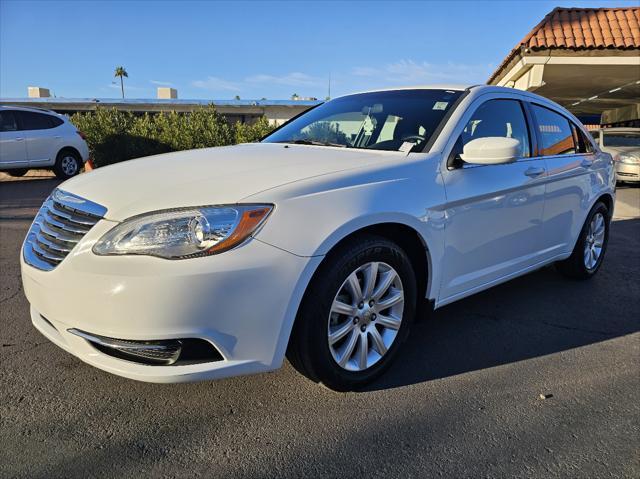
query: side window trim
[
  {"left": 516, "top": 99, "right": 534, "bottom": 160},
  {"left": 522, "top": 101, "right": 541, "bottom": 158}
]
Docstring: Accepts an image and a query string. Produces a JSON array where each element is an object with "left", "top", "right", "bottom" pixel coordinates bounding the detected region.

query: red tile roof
[{"left": 488, "top": 7, "right": 640, "bottom": 83}]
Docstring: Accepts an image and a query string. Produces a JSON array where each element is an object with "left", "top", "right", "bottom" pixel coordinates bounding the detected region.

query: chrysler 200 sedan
[{"left": 21, "top": 85, "right": 615, "bottom": 391}]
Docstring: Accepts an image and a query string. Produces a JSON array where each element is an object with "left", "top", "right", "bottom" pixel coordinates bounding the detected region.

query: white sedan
[{"left": 21, "top": 85, "right": 615, "bottom": 391}]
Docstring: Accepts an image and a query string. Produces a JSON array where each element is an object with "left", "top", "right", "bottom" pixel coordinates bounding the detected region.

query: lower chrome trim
[{"left": 68, "top": 328, "right": 182, "bottom": 365}]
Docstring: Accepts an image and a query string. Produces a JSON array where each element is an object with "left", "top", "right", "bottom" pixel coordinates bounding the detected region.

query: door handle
[
  {"left": 15, "top": 137, "right": 24, "bottom": 141},
  {"left": 524, "top": 166, "right": 545, "bottom": 178}
]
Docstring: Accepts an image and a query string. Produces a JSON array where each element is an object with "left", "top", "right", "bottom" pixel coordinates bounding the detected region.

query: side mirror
[{"left": 460, "top": 137, "right": 520, "bottom": 165}]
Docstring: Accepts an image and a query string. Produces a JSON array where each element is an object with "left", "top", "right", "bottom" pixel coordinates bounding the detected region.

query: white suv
[{"left": 0, "top": 106, "right": 89, "bottom": 179}]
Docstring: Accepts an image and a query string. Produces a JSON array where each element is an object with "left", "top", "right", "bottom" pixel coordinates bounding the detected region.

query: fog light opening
[{"left": 67, "top": 329, "right": 223, "bottom": 366}]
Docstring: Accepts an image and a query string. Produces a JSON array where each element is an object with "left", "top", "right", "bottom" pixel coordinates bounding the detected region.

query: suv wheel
[
  {"left": 287, "top": 235, "right": 417, "bottom": 391},
  {"left": 7, "top": 168, "right": 28, "bottom": 177},
  {"left": 53, "top": 150, "right": 82, "bottom": 179}
]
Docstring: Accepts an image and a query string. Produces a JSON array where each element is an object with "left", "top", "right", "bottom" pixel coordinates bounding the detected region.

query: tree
[
  {"left": 114, "top": 66, "right": 128, "bottom": 99},
  {"left": 234, "top": 95, "right": 241, "bottom": 100}
]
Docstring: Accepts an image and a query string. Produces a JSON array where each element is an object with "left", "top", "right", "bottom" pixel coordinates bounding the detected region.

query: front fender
[{"left": 248, "top": 157, "right": 448, "bottom": 300}]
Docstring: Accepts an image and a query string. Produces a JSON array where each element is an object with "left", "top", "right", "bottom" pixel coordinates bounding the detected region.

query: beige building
[
  {"left": 488, "top": 6, "right": 640, "bottom": 127},
  {"left": 27, "top": 86, "right": 51, "bottom": 98},
  {"left": 0, "top": 96, "right": 320, "bottom": 126},
  {"left": 157, "top": 87, "right": 178, "bottom": 99}
]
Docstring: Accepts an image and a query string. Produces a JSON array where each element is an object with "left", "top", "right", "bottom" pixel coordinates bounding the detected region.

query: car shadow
[{"left": 365, "top": 217, "right": 640, "bottom": 392}]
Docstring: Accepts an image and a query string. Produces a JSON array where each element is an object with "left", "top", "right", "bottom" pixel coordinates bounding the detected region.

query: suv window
[
  {"left": 16, "top": 111, "right": 58, "bottom": 131},
  {"left": 49, "top": 116, "right": 64, "bottom": 128},
  {"left": 0, "top": 110, "right": 19, "bottom": 132},
  {"left": 457, "top": 99, "right": 531, "bottom": 159},
  {"left": 531, "top": 105, "right": 576, "bottom": 156}
]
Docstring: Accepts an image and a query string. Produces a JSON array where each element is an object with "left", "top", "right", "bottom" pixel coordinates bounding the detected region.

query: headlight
[
  {"left": 618, "top": 154, "right": 639, "bottom": 165},
  {"left": 93, "top": 205, "right": 272, "bottom": 259}
]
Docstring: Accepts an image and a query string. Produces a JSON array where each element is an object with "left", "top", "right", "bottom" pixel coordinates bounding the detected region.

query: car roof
[
  {"left": 0, "top": 105, "right": 62, "bottom": 116},
  {"left": 333, "top": 84, "right": 545, "bottom": 99}
]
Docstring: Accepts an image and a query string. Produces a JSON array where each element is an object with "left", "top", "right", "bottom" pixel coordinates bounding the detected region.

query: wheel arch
[
  {"left": 56, "top": 146, "right": 82, "bottom": 162},
  {"left": 319, "top": 222, "right": 432, "bottom": 303},
  {"left": 596, "top": 192, "right": 614, "bottom": 217},
  {"left": 565, "top": 192, "right": 615, "bottom": 256},
  {"left": 288, "top": 221, "right": 434, "bottom": 338}
]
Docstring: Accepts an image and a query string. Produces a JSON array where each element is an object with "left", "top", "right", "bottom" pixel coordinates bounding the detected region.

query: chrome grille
[{"left": 23, "top": 189, "right": 107, "bottom": 271}]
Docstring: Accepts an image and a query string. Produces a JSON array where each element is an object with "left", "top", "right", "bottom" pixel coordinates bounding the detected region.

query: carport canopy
[{"left": 488, "top": 7, "right": 640, "bottom": 125}]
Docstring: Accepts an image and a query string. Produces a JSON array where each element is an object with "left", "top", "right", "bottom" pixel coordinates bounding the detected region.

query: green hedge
[{"left": 70, "top": 106, "right": 275, "bottom": 168}]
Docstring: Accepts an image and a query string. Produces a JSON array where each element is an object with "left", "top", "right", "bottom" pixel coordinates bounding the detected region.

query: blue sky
[{"left": 1, "top": 0, "right": 637, "bottom": 100}]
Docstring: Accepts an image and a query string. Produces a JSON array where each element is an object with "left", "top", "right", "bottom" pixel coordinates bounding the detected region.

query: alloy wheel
[
  {"left": 584, "top": 212, "right": 605, "bottom": 270},
  {"left": 61, "top": 156, "right": 78, "bottom": 176},
  {"left": 327, "top": 261, "right": 404, "bottom": 371}
]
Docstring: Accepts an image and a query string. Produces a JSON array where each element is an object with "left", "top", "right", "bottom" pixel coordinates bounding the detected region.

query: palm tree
[{"left": 114, "top": 66, "right": 128, "bottom": 99}]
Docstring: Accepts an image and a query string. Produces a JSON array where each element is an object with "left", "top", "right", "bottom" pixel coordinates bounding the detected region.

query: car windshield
[
  {"left": 602, "top": 132, "right": 640, "bottom": 147},
  {"left": 263, "top": 89, "right": 462, "bottom": 153}
]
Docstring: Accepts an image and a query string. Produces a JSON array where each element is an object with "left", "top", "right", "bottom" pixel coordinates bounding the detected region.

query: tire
[
  {"left": 555, "top": 201, "right": 610, "bottom": 280},
  {"left": 53, "top": 149, "right": 82, "bottom": 179},
  {"left": 287, "top": 235, "right": 417, "bottom": 391},
  {"left": 7, "top": 168, "right": 28, "bottom": 177}
]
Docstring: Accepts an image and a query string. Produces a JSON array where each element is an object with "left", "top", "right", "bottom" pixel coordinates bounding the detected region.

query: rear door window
[
  {"left": 49, "top": 116, "right": 64, "bottom": 128},
  {"left": 0, "top": 111, "right": 19, "bottom": 132},
  {"left": 531, "top": 105, "right": 576, "bottom": 156},
  {"left": 16, "top": 111, "right": 57, "bottom": 131}
]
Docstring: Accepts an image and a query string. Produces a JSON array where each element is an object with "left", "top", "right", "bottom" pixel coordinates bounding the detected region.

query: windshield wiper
[{"left": 277, "top": 139, "right": 348, "bottom": 148}]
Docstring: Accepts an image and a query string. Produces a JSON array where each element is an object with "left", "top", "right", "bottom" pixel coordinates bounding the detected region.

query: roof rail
[{"left": 0, "top": 104, "right": 57, "bottom": 114}]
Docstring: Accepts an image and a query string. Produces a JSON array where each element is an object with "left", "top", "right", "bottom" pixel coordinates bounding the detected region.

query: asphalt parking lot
[{"left": 1, "top": 176, "right": 638, "bottom": 478}]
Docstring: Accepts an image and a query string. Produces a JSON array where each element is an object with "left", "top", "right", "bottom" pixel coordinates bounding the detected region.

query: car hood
[
  {"left": 60, "top": 143, "right": 400, "bottom": 221},
  {"left": 601, "top": 146, "right": 640, "bottom": 156}
]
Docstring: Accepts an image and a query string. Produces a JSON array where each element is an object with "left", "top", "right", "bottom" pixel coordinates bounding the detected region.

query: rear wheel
[
  {"left": 287, "top": 235, "right": 417, "bottom": 391},
  {"left": 53, "top": 149, "right": 82, "bottom": 179},
  {"left": 556, "top": 201, "right": 610, "bottom": 279}
]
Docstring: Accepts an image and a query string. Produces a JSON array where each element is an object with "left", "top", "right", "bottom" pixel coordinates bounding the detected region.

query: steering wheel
[{"left": 401, "top": 134, "right": 426, "bottom": 143}]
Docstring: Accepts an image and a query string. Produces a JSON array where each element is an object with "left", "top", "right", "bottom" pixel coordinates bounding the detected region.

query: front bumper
[
  {"left": 616, "top": 162, "right": 640, "bottom": 182},
  {"left": 21, "top": 219, "right": 321, "bottom": 383}
]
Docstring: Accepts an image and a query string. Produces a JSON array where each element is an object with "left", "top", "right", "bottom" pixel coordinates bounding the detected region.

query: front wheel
[
  {"left": 287, "top": 235, "right": 417, "bottom": 391},
  {"left": 556, "top": 201, "right": 610, "bottom": 279}
]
